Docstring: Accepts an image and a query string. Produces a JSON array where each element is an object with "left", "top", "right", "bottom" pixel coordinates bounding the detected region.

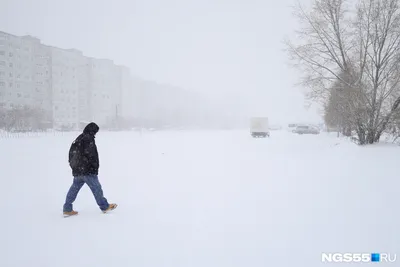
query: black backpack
[{"left": 69, "top": 137, "right": 83, "bottom": 169}]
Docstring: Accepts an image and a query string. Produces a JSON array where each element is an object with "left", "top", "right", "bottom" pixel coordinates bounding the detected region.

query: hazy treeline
[{"left": 0, "top": 105, "right": 51, "bottom": 132}]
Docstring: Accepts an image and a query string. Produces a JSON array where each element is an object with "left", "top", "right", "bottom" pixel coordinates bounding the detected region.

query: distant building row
[{"left": 0, "top": 31, "right": 131, "bottom": 129}]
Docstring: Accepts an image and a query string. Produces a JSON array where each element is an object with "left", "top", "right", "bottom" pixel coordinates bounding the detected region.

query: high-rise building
[
  {"left": 78, "top": 56, "right": 91, "bottom": 126},
  {"left": 0, "top": 32, "right": 50, "bottom": 113},
  {"left": 50, "top": 47, "right": 86, "bottom": 129},
  {"left": 32, "top": 38, "right": 52, "bottom": 123},
  {"left": 87, "top": 58, "right": 122, "bottom": 126},
  {"left": 119, "top": 65, "right": 132, "bottom": 119},
  {"left": 1, "top": 31, "right": 220, "bottom": 131},
  {"left": 0, "top": 31, "right": 133, "bottom": 130}
]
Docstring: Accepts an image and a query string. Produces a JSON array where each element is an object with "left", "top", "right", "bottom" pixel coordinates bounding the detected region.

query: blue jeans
[{"left": 63, "top": 175, "right": 109, "bottom": 212}]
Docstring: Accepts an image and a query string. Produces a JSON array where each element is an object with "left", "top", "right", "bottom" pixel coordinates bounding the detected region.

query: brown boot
[
  {"left": 63, "top": 210, "right": 78, "bottom": 217},
  {"left": 103, "top": 203, "right": 118, "bottom": 213}
]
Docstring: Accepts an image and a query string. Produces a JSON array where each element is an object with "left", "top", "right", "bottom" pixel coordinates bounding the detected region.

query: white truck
[{"left": 250, "top": 117, "right": 270, "bottom": 138}]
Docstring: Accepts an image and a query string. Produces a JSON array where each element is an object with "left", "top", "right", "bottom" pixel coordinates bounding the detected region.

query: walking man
[{"left": 63, "top": 122, "right": 117, "bottom": 217}]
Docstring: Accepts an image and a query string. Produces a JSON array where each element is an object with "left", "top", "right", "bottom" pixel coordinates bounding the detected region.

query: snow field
[{"left": 0, "top": 130, "right": 398, "bottom": 267}]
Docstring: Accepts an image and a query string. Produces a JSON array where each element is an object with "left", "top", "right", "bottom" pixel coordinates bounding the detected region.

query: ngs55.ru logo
[{"left": 322, "top": 253, "right": 396, "bottom": 263}]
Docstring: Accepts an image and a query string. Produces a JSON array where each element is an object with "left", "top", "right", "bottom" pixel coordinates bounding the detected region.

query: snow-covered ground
[{"left": 1, "top": 130, "right": 399, "bottom": 267}]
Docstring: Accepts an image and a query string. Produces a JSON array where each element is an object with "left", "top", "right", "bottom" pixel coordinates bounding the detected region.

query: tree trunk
[
  {"left": 342, "top": 125, "right": 352, "bottom": 136},
  {"left": 356, "top": 122, "right": 366, "bottom": 145},
  {"left": 374, "top": 134, "right": 381, "bottom": 143}
]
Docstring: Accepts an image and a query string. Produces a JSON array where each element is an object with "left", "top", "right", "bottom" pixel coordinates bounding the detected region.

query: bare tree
[
  {"left": 286, "top": 0, "right": 400, "bottom": 144},
  {"left": 324, "top": 69, "right": 368, "bottom": 135},
  {"left": 285, "top": 0, "right": 355, "bottom": 102},
  {"left": 354, "top": 0, "right": 400, "bottom": 143}
]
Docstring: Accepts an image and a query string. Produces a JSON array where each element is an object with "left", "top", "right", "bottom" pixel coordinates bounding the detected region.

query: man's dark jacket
[{"left": 69, "top": 122, "right": 100, "bottom": 176}]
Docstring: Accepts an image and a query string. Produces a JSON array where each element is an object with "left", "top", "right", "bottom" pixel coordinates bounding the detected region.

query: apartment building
[
  {"left": 0, "top": 32, "right": 30, "bottom": 109},
  {"left": 51, "top": 51, "right": 128, "bottom": 129},
  {"left": 0, "top": 30, "right": 132, "bottom": 129},
  {"left": 77, "top": 56, "right": 91, "bottom": 126},
  {"left": 88, "top": 58, "right": 122, "bottom": 126},
  {"left": 32, "top": 38, "right": 52, "bottom": 121},
  {"left": 0, "top": 32, "right": 50, "bottom": 111},
  {"left": 50, "top": 47, "right": 86, "bottom": 129},
  {"left": 119, "top": 66, "right": 132, "bottom": 119}
]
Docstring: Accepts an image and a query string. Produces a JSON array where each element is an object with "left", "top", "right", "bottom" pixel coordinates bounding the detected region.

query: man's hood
[{"left": 83, "top": 122, "right": 99, "bottom": 135}]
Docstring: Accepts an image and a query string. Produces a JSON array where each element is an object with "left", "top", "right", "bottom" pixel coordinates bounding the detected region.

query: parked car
[
  {"left": 292, "top": 125, "right": 320, "bottom": 134},
  {"left": 287, "top": 123, "right": 298, "bottom": 132}
]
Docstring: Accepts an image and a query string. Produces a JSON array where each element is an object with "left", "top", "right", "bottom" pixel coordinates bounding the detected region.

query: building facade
[
  {"left": 0, "top": 32, "right": 48, "bottom": 110},
  {"left": 0, "top": 31, "right": 130, "bottom": 130},
  {"left": 119, "top": 66, "right": 132, "bottom": 119},
  {"left": 32, "top": 38, "right": 52, "bottom": 122},
  {"left": 1, "top": 30, "right": 231, "bottom": 131},
  {"left": 88, "top": 58, "right": 122, "bottom": 126},
  {"left": 50, "top": 47, "right": 87, "bottom": 129}
]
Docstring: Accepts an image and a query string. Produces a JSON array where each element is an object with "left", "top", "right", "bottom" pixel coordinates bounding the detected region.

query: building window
[
  {"left": 9, "top": 82, "right": 13, "bottom": 88},
  {"left": 0, "top": 82, "right": 5, "bottom": 87},
  {"left": 0, "top": 51, "right": 4, "bottom": 56},
  {"left": 9, "top": 52, "right": 13, "bottom": 57},
  {"left": 16, "top": 84, "right": 20, "bottom": 88},
  {"left": 9, "top": 72, "right": 13, "bottom": 78},
  {"left": 17, "top": 93, "right": 21, "bottom": 98},
  {"left": 0, "top": 71, "right": 4, "bottom": 77},
  {"left": 9, "top": 62, "right": 13, "bottom": 68},
  {"left": 0, "top": 61, "right": 5, "bottom": 66}
]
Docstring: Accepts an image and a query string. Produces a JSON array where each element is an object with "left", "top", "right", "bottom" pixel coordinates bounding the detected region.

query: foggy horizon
[{"left": 0, "top": 0, "right": 321, "bottom": 126}]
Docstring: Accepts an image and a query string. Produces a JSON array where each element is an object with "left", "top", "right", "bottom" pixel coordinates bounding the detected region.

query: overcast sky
[{"left": 0, "top": 0, "right": 321, "bottom": 124}]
